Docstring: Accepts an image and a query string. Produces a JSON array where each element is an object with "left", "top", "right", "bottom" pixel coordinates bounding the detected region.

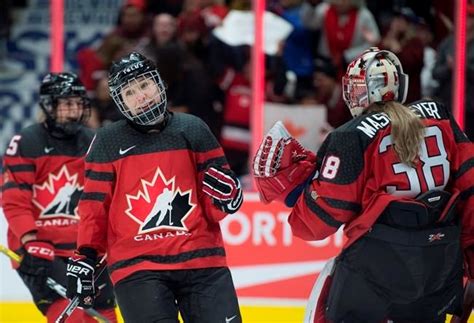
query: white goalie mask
[{"left": 342, "top": 47, "right": 409, "bottom": 117}]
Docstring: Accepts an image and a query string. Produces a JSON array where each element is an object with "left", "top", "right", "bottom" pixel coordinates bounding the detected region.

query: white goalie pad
[{"left": 304, "top": 257, "right": 336, "bottom": 323}]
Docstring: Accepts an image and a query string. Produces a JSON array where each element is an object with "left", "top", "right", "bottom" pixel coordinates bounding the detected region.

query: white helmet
[{"left": 342, "top": 47, "right": 409, "bottom": 117}]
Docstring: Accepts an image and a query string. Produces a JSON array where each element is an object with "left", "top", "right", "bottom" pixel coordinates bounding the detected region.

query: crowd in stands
[{"left": 2, "top": 0, "right": 474, "bottom": 177}]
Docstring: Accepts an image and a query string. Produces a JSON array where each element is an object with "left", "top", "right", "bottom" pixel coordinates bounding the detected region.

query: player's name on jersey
[
  {"left": 35, "top": 218, "right": 79, "bottom": 227},
  {"left": 134, "top": 230, "right": 192, "bottom": 241},
  {"left": 357, "top": 113, "right": 390, "bottom": 138},
  {"left": 410, "top": 101, "right": 442, "bottom": 120}
]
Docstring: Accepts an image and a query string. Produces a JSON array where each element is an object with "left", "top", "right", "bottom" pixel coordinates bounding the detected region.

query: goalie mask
[
  {"left": 108, "top": 52, "right": 167, "bottom": 126},
  {"left": 39, "top": 72, "right": 90, "bottom": 137},
  {"left": 342, "top": 47, "right": 408, "bottom": 117}
]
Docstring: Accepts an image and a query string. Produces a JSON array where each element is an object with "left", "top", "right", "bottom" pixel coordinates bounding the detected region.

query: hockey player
[
  {"left": 65, "top": 52, "right": 243, "bottom": 322},
  {"left": 253, "top": 47, "right": 474, "bottom": 322},
  {"left": 2, "top": 73, "right": 117, "bottom": 322}
]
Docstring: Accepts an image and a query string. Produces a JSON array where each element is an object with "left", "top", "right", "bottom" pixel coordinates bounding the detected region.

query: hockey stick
[
  {"left": 55, "top": 254, "right": 108, "bottom": 323},
  {"left": 0, "top": 244, "right": 109, "bottom": 323}
]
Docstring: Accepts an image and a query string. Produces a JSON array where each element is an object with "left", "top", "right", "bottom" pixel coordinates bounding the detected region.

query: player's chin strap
[
  {"left": 0, "top": 244, "right": 109, "bottom": 323},
  {"left": 202, "top": 165, "right": 243, "bottom": 214}
]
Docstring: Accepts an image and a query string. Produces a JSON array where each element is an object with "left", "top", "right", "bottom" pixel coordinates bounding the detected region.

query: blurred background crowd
[{"left": 1, "top": 0, "right": 473, "bottom": 178}]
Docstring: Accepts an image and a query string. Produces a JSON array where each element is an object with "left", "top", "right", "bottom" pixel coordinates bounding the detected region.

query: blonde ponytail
[{"left": 368, "top": 101, "right": 425, "bottom": 166}]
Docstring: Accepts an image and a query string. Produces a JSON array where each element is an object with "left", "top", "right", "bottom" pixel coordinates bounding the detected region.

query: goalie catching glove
[
  {"left": 203, "top": 164, "right": 243, "bottom": 214},
  {"left": 253, "top": 121, "right": 316, "bottom": 204}
]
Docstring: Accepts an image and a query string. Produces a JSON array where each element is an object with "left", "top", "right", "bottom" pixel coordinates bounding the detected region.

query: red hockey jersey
[
  {"left": 2, "top": 124, "right": 94, "bottom": 260},
  {"left": 77, "top": 113, "right": 231, "bottom": 284},
  {"left": 289, "top": 100, "right": 474, "bottom": 255}
]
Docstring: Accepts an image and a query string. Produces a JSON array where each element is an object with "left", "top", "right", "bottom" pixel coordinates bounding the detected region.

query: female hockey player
[
  {"left": 2, "top": 73, "right": 117, "bottom": 322},
  {"left": 253, "top": 47, "right": 473, "bottom": 322},
  {"left": 65, "top": 52, "right": 243, "bottom": 323}
]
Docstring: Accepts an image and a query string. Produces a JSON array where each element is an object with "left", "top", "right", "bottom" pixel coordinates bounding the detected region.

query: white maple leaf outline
[
  {"left": 32, "top": 165, "right": 82, "bottom": 220},
  {"left": 125, "top": 167, "right": 196, "bottom": 234}
]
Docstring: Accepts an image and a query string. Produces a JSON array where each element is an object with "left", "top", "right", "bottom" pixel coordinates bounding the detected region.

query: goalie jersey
[
  {"left": 289, "top": 100, "right": 474, "bottom": 251},
  {"left": 77, "top": 113, "right": 231, "bottom": 284},
  {"left": 2, "top": 124, "right": 94, "bottom": 259}
]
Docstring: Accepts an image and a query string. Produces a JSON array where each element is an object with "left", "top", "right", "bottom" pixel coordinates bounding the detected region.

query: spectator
[
  {"left": 302, "top": 57, "right": 352, "bottom": 128},
  {"left": 380, "top": 7, "right": 425, "bottom": 102},
  {"left": 432, "top": 8, "right": 474, "bottom": 140},
  {"left": 218, "top": 48, "right": 252, "bottom": 176},
  {"left": 301, "top": 0, "right": 380, "bottom": 79},
  {"left": 77, "top": 2, "right": 149, "bottom": 90},
  {"left": 136, "top": 13, "right": 179, "bottom": 60},
  {"left": 279, "top": 0, "right": 317, "bottom": 99},
  {"left": 418, "top": 21, "right": 438, "bottom": 98}
]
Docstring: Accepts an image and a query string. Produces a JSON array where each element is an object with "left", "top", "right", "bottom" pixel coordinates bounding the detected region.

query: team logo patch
[
  {"left": 125, "top": 167, "right": 196, "bottom": 234},
  {"left": 428, "top": 232, "right": 445, "bottom": 243},
  {"left": 32, "top": 166, "right": 82, "bottom": 220}
]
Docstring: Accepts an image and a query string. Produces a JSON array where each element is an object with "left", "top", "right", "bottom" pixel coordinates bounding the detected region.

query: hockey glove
[
  {"left": 203, "top": 164, "right": 243, "bottom": 214},
  {"left": 66, "top": 250, "right": 97, "bottom": 308},
  {"left": 18, "top": 240, "right": 55, "bottom": 293},
  {"left": 253, "top": 121, "right": 316, "bottom": 204}
]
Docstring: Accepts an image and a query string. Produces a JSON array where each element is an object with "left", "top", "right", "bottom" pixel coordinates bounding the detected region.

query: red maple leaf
[
  {"left": 283, "top": 120, "right": 306, "bottom": 139},
  {"left": 125, "top": 167, "right": 196, "bottom": 234}
]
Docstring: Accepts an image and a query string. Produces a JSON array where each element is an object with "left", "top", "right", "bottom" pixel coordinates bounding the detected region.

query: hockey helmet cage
[
  {"left": 108, "top": 52, "right": 167, "bottom": 126},
  {"left": 39, "top": 72, "right": 90, "bottom": 135}
]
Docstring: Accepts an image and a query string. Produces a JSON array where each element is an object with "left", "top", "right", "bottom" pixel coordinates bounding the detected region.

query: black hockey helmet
[
  {"left": 108, "top": 52, "right": 167, "bottom": 126},
  {"left": 39, "top": 72, "right": 91, "bottom": 136}
]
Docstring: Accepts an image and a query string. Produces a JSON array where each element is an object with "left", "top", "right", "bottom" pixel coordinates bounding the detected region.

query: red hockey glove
[
  {"left": 253, "top": 121, "right": 316, "bottom": 204},
  {"left": 253, "top": 121, "right": 310, "bottom": 177},
  {"left": 203, "top": 164, "right": 243, "bottom": 214},
  {"left": 66, "top": 249, "right": 98, "bottom": 308},
  {"left": 18, "top": 240, "right": 55, "bottom": 293}
]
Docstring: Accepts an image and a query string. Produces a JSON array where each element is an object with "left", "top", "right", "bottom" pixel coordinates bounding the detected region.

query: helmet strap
[{"left": 127, "top": 110, "right": 171, "bottom": 133}]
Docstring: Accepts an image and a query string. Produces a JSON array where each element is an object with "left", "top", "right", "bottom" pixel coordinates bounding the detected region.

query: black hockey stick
[
  {"left": 55, "top": 254, "right": 108, "bottom": 323},
  {"left": 0, "top": 244, "right": 109, "bottom": 323}
]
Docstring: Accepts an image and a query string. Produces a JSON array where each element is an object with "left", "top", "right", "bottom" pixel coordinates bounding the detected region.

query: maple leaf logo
[
  {"left": 283, "top": 119, "right": 307, "bottom": 139},
  {"left": 32, "top": 166, "right": 83, "bottom": 220},
  {"left": 125, "top": 167, "right": 196, "bottom": 234}
]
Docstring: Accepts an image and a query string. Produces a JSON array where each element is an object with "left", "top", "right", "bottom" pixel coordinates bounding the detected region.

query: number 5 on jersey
[{"left": 6, "top": 135, "right": 21, "bottom": 156}]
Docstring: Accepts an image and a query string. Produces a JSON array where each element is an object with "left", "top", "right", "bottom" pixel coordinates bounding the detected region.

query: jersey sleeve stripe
[
  {"left": 108, "top": 247, "right": 226, "bottom": 273},
  {"left": 460, "top": 186, "right": 474, "bottom": 200},
  {"left": 304, "top": 190, "right": 344, "bottom": 228},
  {"left": 85, "top": 170, "right": 115, "bottom": 181},
  {"left": 80, "top": 192, "right": 106, "bottom": 201},
  {"left": 2, "top": 182, "right": 32, "bottom": 191},
  {"left": 453, "top": 158, "right": 474, "bottom": 180},
  {"left": 197, "top": 156, "right": 228, "bottom": 172},
  {"left": 324, "top": 197, "right": 361, "bottom": 212},
  {"left": 7, "top": 164, "right": 36, "bottom": 172}
]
